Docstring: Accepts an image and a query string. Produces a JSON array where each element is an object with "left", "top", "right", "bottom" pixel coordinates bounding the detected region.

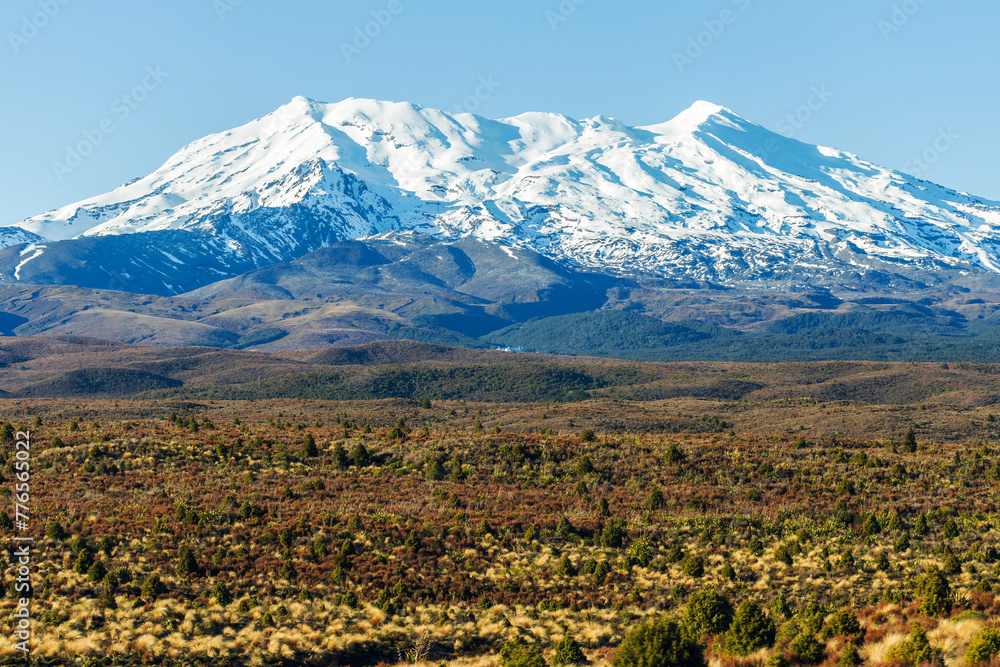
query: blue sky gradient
[{"left": 2, "top": 0, "right": 998, "bottom": 223}]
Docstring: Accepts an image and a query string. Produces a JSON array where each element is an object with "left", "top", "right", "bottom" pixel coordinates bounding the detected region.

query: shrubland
[{"left": 1, "top": 393, "right": 1000, "bottom": 665}]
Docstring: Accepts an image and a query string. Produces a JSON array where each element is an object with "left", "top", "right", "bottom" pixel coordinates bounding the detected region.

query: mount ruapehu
[{"left": 2, "top": 97, "right": 1000, "bottom": 360}]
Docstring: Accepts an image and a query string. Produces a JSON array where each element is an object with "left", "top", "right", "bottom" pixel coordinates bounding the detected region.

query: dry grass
[{"left": 10, "top": 396, "right": 1000, "bottom": 666}]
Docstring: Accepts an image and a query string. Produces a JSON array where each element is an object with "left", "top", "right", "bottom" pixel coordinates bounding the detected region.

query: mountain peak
[
  {"left": 6, "top": 96, "right": 1000, "bottom": 295},
  {"left": 580, "top": 114, "right": 630, "bottom": 133},
  {"left": 266, "top": 95, "right": 324, "bottom": 126},
  {"left": 638, "top": 100, "right": 751, "bottom": 139},
  {"left": 671, "top": 100, "right": 742, "bottom": 128},
  {"left": 288, "top": 94, "right": 317, "bottom": 107}
]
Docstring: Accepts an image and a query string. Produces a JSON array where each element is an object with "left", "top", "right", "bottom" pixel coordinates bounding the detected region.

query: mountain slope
[
  {"left": 0, "top": 234, "right": 629, "bottom": 349},
  {"left": 4, "top": 97, "right": 1000, "bottom": 294}
]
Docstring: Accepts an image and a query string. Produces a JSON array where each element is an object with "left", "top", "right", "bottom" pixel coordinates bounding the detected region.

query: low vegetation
[{"left": 2, "top": 375, "right": 1000, "bottom": 665}]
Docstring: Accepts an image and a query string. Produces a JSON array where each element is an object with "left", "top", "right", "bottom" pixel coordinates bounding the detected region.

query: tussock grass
[{"left": 12, "top": 398, "right": 1000, "bottom": 666}]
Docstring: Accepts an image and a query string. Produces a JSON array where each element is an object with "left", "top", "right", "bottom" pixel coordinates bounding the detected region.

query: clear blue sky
[{"left": 2, "top": 0, "right": 998, "bottom": 223}]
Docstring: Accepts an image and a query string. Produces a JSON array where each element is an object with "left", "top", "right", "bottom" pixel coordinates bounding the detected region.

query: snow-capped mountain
[{"left": 4, "top": 96, "right": 1000, "bottom": 294}]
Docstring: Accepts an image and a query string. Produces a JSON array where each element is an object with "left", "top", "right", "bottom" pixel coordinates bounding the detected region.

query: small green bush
[
  {"left": 600, "top": 518, "right": 626, "bottom": 549},
  {"left": 97, "top": 536, "right": 113, "bottom": 557},
  {"left": 645, "top": 487, "right": 665, "bottom": 511},
  {"left": 176, "top": 545, "right": 198, "bottom": 577},
  {"left": 98, "top": 585, "right": 117, "bottom": 610},
  {"left": 684, "top": 586, "right": 733, "bottom": 637},
  {"left": 279, "top": 527, "right": 294, "bottom": 550},
  {"left": 424, "top": 457, "right": 445, "bottom": 480},
  {"left": 238, "top": 501, "right": 262, "bottom": 519},
  {"left": 73, "top": 549, "right": 93, "bottom": 575},
  {"left": 86, "top": 560, "right": 107, "bottom": 583},
  {"left": 613, "top": 617, "right": 705, "bottom": 667},
  {"left": 557, "top": 554, "right": 578, "bottom": 577},
  {"left": 450, "top": 454, "right": 464, "bottom": 480},
  {"left": 626, "top": 537, "right": 653, "bottom": 568},
  {"left": 834, "top": 478, "right": 855, "bottom": 495},
  {"left": 141, "top": 574, "right": 165, "bottom": 600},
  {"left": 664, "top": 444, "right": 687, "bottom": 465},
  {"left": 556, "top": 516, "right": 576, "bottom": 539},
  {"left": 774, "top": 544, "right": 793, "bottom": 566},
  {"left": 211, "top": 582, "right": 233, "bottom": 606},
  {"left": 351, "top": 442, "right": 370, "bottom": 467},
  {"left": 682, "top": 554, "right": 705, "bottom": 577},
  {"left": 552, "top": 633, "right": 587, "bottom": 666},
  {"left": 300, "top": 434, "right": 318, "bottom": 457},
  {"left": 44, "top": 521, "right": 66, "bottom": 540},
  {"left": 889, "top": 625, "right": 941, "bottom": 666},
  {"left": 500, "top": 637, "right": 546, "bottom": 667},
  {"left": 965, "top": 628, "right": 1000, "bottom": 664},
  {"left": 725, "top": 600, "right": 775, "bottom": 655},
  {"left": 770, "top": 594, "right": 791, "bottom": 620},
  {"left": 916, "top": 566, "right": 951, "bottom": 616},
  {"left": 789, "top": 632, "right": 824, "bottom": 665},
  {"left": 69, "top": 535, "right": 88, "bottom": 555},
  {"left": 331, "top": 442, "right": 348, "bottom": 469},
  {"left": 389, "top": 418, "right": 409, "bottom": 440},
  {"left": 839, "top": 644, "right": 862, "bottom": 667},
  {"left": 862, "top": 513, "right": 882, "bottom": 536},
  {"left": 112, "top": 566, "right": 132, "bottom": 584},
  {"left": 821, "top": 608, "right": 861, "bottom": 639}
]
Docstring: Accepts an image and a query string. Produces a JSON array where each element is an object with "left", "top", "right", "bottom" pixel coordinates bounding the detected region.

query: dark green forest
[{"left": 471, "top": 308, "right": 1000, "bottom": 363}]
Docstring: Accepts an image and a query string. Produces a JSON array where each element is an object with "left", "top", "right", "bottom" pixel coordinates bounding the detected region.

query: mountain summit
[{"left": 4, "top": 97, "right": 1000, "bottom": 294}]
